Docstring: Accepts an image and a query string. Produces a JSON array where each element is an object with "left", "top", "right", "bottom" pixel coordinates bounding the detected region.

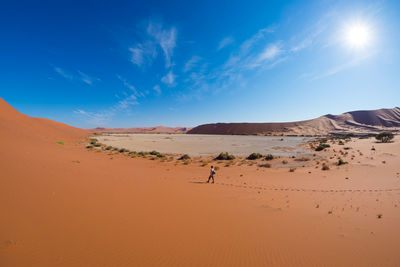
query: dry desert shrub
[
  {"left": 247, "top": 153, "right": 263, "bottom": 160},
  {"left": 138, "top": 151, "right": 148, "bottom": 157},
  {"left": 215, "top": 152, "right": 235, "bottom": 160},
  {"left": 337, "top": 158, "right": 347, "bottom": 166},
  {"left": 128, "top": 151, "right": 137, "bottom": 157},
  {"left": 265, "top": 154, "right": 274, "bottom": 161},
  {"left": 315, "top": 143, "right": 330, "bottom": 151},
  {"left": 90, "top": 138, "right": 98, "bottom": 145},
  {"left": 375, "top": 132, "right": 394, "bottom": 143},
  {"left": 178, "top": 154, "right": 191, "bottom": 160},
  {"left": 149, "top": 150, "right": 165, "bottom": 158},
  {"left": 321, "top": 163, "right": 330, "bottom": 171}
]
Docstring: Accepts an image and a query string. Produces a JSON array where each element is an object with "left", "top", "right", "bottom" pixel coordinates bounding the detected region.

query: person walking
[{"left": 207, "top": 166, "right": 216, "bottom": 184}]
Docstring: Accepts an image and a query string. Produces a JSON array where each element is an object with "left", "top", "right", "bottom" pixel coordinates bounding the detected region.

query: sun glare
[{"left": 344, "top": 22, "right": 371, "bottom": 49}]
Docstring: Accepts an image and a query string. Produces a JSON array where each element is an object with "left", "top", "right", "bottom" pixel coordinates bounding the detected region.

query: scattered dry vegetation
[{"left": 215, "top": 152, "right": 235, "bottom": 160}]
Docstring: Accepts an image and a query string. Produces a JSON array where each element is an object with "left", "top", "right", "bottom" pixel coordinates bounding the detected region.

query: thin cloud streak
[
  {"left": 54, "top": 66, "right": 100, "bottom": 85},
  {"left": 54, "top": 67, "right": 73, "bottom": 80},
  {"left": 183, "top": 56, "right": 201, "bottom": 72},
  {"left": 74, "top": 92, "right": 139, "bottom": 126},
  {"left": 117, "top": 75, "right": 144, "bottom": 97},
  {"left": 217, "top": 36, "right": 234, "bottom": 50},
  {"left": 77, "top": 71, "right": 100, "bottom": 85},
  {"left": 310, "top": 53, "right": 371, "bottom": 80}
]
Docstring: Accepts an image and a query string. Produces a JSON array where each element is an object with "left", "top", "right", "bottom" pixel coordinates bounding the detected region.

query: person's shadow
[{"left": 189, "top": 181, "right": 208, "bottom": 184}]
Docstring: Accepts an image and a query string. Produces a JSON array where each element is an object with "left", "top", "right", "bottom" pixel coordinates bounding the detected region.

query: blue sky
[{"left": 1, "top": 0, "right": 399, "bottom": 128}]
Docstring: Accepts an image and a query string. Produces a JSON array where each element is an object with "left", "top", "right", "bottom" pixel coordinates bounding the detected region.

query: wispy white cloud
[
  {"left": 115, "top": 94, "right": 138, "bottom": 110},
  {"left": 73, "top": 109, "right": 111, "bottom": 126},
  {"left": 54, "top": 66, "right": 100, "bottom": 85},
  {"left": 117, "top": 75, "right": 144, "bottom": 97},
  {"left": 183, "top": 56, "right": 201, "bottom": 72},
  {"left": 128, "top": 22, "right": 177, "bottom": 69},
  {"left": 74, "top": 92, "right": 139, "bottom": 126},
  {"left": 290, "top": 37, "right": 313, "bottom": 52},
  {"left": 77, "top": 71, "right": 100, "bottom": 85},
  {"left": 54, "top": 67, "right": 73, "bottom": 80},
  {"left": 129, "top": 41, "right": 157, "bottom": 67},
  {"left": 129, "top": 47, "right": 144, "bottom": 66},
  {"left": 310, "top": 53, "right": 371, "bottom": 80},
  {"left": 147, "top": 23, "right": 177, "bottom": 68},
  {"left": 75, "top": 75, "right": 145, "bottom": 126},
  {"left": 177, "top": 26, "right": 285, "bottom": 101},
  {"left": 217, "top": 36, "right": 234, "bottom": 50},
  {"left": 257, "top": 43, "right": 283, "bottom": 62},
  {"left": 153, "top": 85, "right": 161, "bottom": 95},
  {"left": 161, "top": 70, "right": 176, "bottom": 87},
  {"left": 239, "top": 26, "right": 276, "bottom": 55},
  {"left": 288, "top": 17, "right": 327, "bottom": 53}
]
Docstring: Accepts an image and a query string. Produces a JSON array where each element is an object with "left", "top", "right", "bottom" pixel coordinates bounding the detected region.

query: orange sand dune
[
  {"left": 1, "top": 98, "right": 400, "bottom": 266},
  {"left": 188, "top": 107, "right": 400, "bottom": 135}
]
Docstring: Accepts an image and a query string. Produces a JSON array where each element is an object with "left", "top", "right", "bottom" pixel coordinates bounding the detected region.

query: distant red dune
[{"left": 188, "top": 107, "right": 400, "bottom": 135}]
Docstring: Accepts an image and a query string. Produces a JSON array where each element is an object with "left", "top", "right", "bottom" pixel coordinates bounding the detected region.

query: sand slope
[
  {"left": 1, "top": 98, "right": 400, "bottom": 266},
  {"left": 188, "top": 107, "right": 400, "bottom": 135}
]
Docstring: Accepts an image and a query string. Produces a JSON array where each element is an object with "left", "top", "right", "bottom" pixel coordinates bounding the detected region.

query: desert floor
[
  {"left": 95, "top": 133, "right": 314, "bottom": 157},
  {"left": 1, "top": 102, "right": 400, "bottom": 266}
]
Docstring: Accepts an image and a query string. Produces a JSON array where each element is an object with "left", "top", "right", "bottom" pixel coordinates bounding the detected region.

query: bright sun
[{"left": 344, "top": 22, "right": 371, "bottom": 49}]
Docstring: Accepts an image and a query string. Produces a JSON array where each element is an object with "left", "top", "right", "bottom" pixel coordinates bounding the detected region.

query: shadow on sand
[{"left": 189, "top": 181, "right": 208, "bottom": 184}]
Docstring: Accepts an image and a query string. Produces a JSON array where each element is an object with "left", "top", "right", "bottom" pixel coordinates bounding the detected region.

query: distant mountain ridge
[{"left": 188, "top": 107, "right": 400, "bottom": 136}]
